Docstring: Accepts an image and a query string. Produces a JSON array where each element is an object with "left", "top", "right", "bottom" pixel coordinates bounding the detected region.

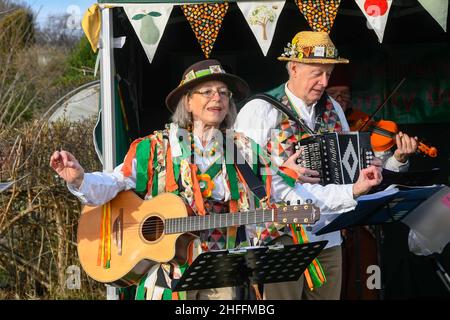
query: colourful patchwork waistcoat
[{"left": 255, "top": 83, "right": 344, "bottom": 289}]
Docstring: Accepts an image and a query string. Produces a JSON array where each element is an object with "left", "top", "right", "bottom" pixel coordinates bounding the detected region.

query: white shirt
[
  {"left": 69, "top": 131, "right": 229, "bottom": 205},
  {"left": 234, "top": 84, "right": 357, "bottom": 249},
  {"left": 68, "top": 124, "right": 356, "bottom": 250}
]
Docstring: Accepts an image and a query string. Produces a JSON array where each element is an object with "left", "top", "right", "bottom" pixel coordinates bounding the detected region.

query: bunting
[
  {"left": 237, "top": 1, "right": 285, "bottom": 56},
  {"left": 181, "top": 3, "right": 229, "bottom": 58},
  {"left": 295, "top": 0, "right": 341, "bottom": 33},
  {"left": 355, "top": 0, "right": 393, "bottom": 43},
  {"left": 124, "top": 4, "right": 173, "bottom": 63},
  {"left": 417, "top": 0, "right": 448, "bottom": 32}
]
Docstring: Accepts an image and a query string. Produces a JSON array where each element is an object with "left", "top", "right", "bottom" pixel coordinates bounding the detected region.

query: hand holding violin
[{"left": 393, "top": 131, "right": 418, "bottom": 163}]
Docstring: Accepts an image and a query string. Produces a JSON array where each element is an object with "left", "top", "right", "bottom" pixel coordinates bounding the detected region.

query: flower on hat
[{"left": 282, "top": 42, "right": 298, "bottom": 58}]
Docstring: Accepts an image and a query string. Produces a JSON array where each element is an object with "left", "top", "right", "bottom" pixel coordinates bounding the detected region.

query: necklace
[{"left": 188, "top": 134, "right": 220, "bottom": 158}]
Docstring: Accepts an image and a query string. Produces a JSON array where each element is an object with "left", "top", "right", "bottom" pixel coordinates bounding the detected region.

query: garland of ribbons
[
  {"left": 97, "top": 202, "right": 111, "bottom": 269},
  {"left": 289, "top": 224, "right": 326, "bottom": 289}
]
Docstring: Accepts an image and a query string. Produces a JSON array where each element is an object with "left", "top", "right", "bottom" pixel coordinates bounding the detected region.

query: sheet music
[
  {"left": 357, "top": 187, "right": 399, "bottom": 201},
  {"left": 311, "top": 187, "right": 400, "bottom": 234}
]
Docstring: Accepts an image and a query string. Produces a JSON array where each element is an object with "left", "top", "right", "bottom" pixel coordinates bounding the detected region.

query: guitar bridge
[{"left": 113, "top": 209, "right": 123, "bottom": 255}]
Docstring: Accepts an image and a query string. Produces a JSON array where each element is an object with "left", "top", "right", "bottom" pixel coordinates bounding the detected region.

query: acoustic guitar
[{"left": 77, "top": 190, "right": 320, "bottom": 287}]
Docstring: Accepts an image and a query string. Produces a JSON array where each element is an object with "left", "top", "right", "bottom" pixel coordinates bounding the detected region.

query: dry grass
[{"left": 0, "top": 117, "right": 105, "bottom": 299}]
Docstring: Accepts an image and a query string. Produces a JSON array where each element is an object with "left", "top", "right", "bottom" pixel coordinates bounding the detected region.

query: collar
[{"left": 284, "top": 83, "right": 317, "bottom": 115}]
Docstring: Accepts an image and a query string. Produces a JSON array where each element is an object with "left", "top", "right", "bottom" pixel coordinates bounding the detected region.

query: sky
[{"left": 19, "top": 0, "right": 93, "bottom": 27}]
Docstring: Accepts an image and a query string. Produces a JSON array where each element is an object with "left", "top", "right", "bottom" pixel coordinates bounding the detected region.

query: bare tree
[
  {"left": 0, "top": 6, "right": 36, "bottom": 128},
  {"left": 36, "top": 13, "right": 82, "bottom": 48}
]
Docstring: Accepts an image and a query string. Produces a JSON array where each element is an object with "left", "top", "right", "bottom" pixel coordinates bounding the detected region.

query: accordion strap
[
  {"left": 312, "top": 92, "right": 329, "bottom": 133},
  {"left": 247, "top": 92, "right": 330, "bottom": 135},
  {"left": 248, "top": 93, "right": 314, "bottom": 135}
]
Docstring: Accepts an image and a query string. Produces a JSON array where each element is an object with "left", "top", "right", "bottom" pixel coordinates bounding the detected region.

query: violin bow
[{"left": 359, "top": 77, "right": 406, "bottom": 132}]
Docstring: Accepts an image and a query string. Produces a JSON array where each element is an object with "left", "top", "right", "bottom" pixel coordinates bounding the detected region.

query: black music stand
[
  {"left": 172, "top": 241, "right": 327, "bottom": 298},
  {"left": 314, "top": 185, "right": 444, "bottom": 236},
  {"left": 313, "top": 184, "right": 445, "bottom": 299}
]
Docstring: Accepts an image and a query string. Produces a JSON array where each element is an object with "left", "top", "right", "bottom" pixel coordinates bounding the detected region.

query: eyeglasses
[
  {"left": 327, "top": 90, "right": 351, "bottom": 101},
  {"left": 190, "top": 88, "right": 233, "bottom": 99},
  {"left": 335, "top": 93, "right": 351, "bottom": 100}
]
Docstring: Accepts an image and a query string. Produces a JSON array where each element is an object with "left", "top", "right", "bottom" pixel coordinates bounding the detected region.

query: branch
[{"left": 0, "top": 242, "right": 51, "bottom": 290}]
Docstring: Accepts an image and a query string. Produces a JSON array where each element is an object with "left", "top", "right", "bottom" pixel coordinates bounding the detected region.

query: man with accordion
[{"left": 234, "top": 31, "right": 382, "bottom": 300}]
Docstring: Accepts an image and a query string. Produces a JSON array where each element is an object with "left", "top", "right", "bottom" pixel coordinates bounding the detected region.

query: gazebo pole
[{"left": 100, "top": 6, "right": 119, "bottom": 300}]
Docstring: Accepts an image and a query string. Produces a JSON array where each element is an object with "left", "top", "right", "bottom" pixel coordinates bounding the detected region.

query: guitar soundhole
[{"left": 142, "top": 216, "right": 164, "bottom": 242}]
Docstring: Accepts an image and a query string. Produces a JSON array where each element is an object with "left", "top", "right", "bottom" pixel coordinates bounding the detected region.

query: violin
[
  {"left": 347, "top": 108, "right": 438, "bottom": 158},
  {"left": 344, "top": 77, "right": 437, "bottom": 158}
]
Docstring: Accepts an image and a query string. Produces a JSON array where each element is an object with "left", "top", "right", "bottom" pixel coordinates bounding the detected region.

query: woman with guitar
[{"left": 50, "top": 59, "right": 381, "bottom": 300}]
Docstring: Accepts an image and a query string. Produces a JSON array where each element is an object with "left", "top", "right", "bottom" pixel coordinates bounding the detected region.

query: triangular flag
[
  {"left": 181, "top": 3, "right": 229, "bottom": 58},
  {"left": 295, "top": 0, "right": 341, "bottom": 33},
  {"left": 237, "top": 1, "right": 285, "bottom": 56},
  {"left": 417, "top": 0, "right": 448, "bottom": 32},
  {"left": 124, "top": 4, "right": 173, "bottom": 63},
  {"left": 355, "top": 0, "right": 393, "bottom": 43}
]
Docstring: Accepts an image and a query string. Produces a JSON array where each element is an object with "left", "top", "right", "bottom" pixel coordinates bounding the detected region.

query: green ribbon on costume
[
  {"left": 291, "top": 224, "right": 326, "bottom": 288},
  {"left": 173, "top": 161, "right": 180, "bottom": 195},
  {"left": 196, "top": 158, "right": 222, "bottom": 179},
  {"left": 225, "top": 163, "right": 240, "bottom": 250},
  {"left": 251, "top": 141, "right": 261, "bottom": 208},
  {"left": 277, "top": 170, "right": 296, "bottom": 188},
  {"left": 135, "top": 139, "right": 151, "bottom": 192},
  {"left": 135, "top": 275, "right": 147, "bottom": 300},
  {"left": 225, "top": 163, "right": 240, "bottom": 200},
  {"left": 152, "top": 144, "right": 159, "bottom": 197}
]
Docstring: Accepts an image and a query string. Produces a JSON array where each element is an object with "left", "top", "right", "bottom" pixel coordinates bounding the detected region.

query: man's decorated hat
[{"left": 278, "top": 31, "right": 349, "bottom": 64}]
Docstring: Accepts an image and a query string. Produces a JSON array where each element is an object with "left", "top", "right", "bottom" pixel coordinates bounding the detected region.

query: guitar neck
[{"left": 164, "top": 209, "right": 274, "bottom": 234}]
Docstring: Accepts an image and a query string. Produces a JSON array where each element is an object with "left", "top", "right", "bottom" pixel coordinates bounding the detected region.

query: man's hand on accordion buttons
[
  {"left": 282, "top": 150, "right": 321, "bottom": 184},
  {"left": 352, "top": 165, "right": 383, "bottom": 199}
]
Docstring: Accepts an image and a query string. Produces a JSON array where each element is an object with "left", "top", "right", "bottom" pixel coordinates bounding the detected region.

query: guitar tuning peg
[
  {"left": 286, "top": 201, "right": 291, "bottom": 206},
  {"left": 297, "top": 200, "right": 301, "bottom": 205},
  {"left": 306, "top": 199, "right": 312, "bottom": 204}
]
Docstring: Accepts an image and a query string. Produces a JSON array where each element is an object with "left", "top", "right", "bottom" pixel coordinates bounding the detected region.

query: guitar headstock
[{"left": 274, "top": 202, "right": 320, "bottom": 225}]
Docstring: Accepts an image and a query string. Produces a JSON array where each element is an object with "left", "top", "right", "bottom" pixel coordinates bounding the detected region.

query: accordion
[{"left": 296, "top": 132, "right": 374, "bottom": 185}]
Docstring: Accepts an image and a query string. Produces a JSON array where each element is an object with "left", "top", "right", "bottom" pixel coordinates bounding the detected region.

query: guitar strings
[{"left": 107, "top": 214, "right": 284, "bottom": 234}]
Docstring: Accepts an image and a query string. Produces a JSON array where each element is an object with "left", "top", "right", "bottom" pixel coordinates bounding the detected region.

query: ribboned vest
[
  {"left": 265, "top": 83, "right": 344, "bottom": 167},
  {"left": 244, "top": 84, "right": 345, "bottom": 289}
]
